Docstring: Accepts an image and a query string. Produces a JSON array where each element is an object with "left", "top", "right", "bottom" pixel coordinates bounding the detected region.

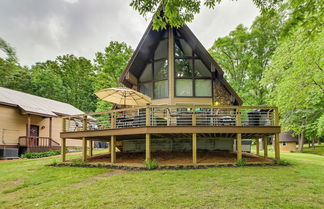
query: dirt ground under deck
[{"left": 84, "top": 151, "right": 274, "bottom": 166}]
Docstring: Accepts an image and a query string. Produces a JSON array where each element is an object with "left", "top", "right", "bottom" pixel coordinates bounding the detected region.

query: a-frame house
[
  {"left": 120, "top": 22, "right": 243, "bottom": 107},
  {"left": 60, "top": 19, "right": 281, "bottom": 166}
]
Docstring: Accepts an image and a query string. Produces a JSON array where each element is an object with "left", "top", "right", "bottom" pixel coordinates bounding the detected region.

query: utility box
[{"left": 0, "top": 148, "right": 19, "bottom": 160}]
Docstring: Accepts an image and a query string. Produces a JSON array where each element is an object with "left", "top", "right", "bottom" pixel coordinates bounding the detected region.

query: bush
[
  {"left": 144, "top": 159, "right": 159, "bottom": 169},
  {"left": 278, "top": 159, "right": 289, "bottom": 165},
  {"left": 237, "top": 159, "right": 247, "bottom": 166},
  {"left": 21, "top": 150, "right": 61, "bottom": 159},
  {"left": 70, "top": 159, "right": 86, "bottom": 166}
]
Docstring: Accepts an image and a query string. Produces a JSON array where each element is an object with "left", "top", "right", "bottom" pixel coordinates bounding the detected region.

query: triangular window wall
[
  {"left": 174, "top": 34, "right": 212, "bottom": 97},
  {"left": 138, "top": 29, "right": 213, "bottom": 99},
  {"left": 139, "top": 31, "right": 169, "bottom": 99}
]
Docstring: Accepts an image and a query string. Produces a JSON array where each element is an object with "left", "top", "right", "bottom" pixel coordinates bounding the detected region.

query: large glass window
[
  {"left": 176, "top": 79, "right": 193, "bottom": 96},
  {"left": 138, "top": 35, "right": 169, "bottom": 99},
  {"left": 154, "top": 80, "right": 168, "bottom": 98},
  {"left": 175, "top": 38, "right": 212, "bottom": 97},
  {"left": 195, "top": 79, "right": 212, "bottom": 96}
]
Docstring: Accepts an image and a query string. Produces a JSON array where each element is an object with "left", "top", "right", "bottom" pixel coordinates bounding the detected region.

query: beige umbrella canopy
[{"left": 95, "top": 87, "right": 151, "bottom": 106}]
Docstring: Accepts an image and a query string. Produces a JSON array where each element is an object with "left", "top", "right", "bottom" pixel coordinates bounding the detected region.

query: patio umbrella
[{"left": 95, "top": 87, "right": 151, "bottom": 106}]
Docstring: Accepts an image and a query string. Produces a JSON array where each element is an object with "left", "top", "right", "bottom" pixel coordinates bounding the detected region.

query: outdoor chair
[{"left": 73, "top": 118, "right": 83, "bottom": 131}]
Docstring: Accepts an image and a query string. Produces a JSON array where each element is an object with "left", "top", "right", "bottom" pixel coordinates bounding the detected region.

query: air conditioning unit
[{"left": 0, "top": 148, "right": 19, "bottom": 160}]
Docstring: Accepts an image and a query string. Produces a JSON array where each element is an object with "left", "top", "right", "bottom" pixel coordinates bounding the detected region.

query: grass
[
  {"left": 303, "top": 144, "right": 324, "bottom": 156},
  {"left": 0, "top": 151, "right": 323, "bottom": 208}
]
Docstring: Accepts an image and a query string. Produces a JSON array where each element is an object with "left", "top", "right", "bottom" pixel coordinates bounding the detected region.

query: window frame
[
  {"left": 174, "top": 40, "right": 213, "bottom": 98},
  {"left": 138, "top": 36, "right": 169, "bottom": 99}
]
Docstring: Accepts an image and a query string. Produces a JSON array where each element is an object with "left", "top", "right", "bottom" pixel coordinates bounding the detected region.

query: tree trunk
[
  {"left": 318, "top": 138, "right": 321, "bottom": 145},
  {"left": 298, "top": 132, "right": 304, "bottom": 152},
  {"left": 308, "top": 139, "right": 311, "bottom": 148},
  {"left": 312, "top": 136, "right": 315, "bottom": 149}
]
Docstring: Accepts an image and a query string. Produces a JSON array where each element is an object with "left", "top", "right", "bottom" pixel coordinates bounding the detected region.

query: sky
[{"left": 0, "top": 0, "right": 259, "bottom": 66}]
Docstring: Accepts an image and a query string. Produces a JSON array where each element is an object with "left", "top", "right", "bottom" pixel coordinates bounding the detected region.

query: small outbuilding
[{"left": 279, "top": 131, "right": 298, "bottom": 152}]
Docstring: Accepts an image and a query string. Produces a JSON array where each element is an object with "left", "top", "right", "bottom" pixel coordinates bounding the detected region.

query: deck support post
[
  {"left": 192, "top": 133, "right": 197, "bottom": 164},
  {"left": 145, "top": 133, "right": 151, "bottom": 160},
  {"left": 111, "top": 136, "right": 116, "bottom": 164},
  {"left": 237, "top": 133, "right": 242, "bottom": 161},
  {"left": 61, "top": 138, "right": 66, "bottom": 162},
  {"left": 89, "top": 139, "right": 93, "bottom": 157},
  {"left": 256, "top": 139, "right": 260, "bottom": 155},
  {"left": 263, "top": 136, "right": 268, "bottom": 157},
  {"left": 82, "top": 137, "right": 87, "bottom": 162},
  {"left": 274, "top": 133, "right": 280, "bottom": 163}
]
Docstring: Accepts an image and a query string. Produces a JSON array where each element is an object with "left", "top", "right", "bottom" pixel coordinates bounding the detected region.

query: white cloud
[{"left": 0, "top": 0, "right": 259, "bottom": 66}]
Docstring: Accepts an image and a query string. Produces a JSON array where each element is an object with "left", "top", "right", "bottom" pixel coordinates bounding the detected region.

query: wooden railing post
[
  {"left": 146, "top": 106, "right": 151, "bottom": 126},
  {"left": 111, "top": 112, "right": 116, "bottom": 128},
  {"left": 62, "top": 117, "right": 66, "bottom": 132},
  {"left": 236, "top": 107, "right": 241, "bottom": 126},
  {"left": 83, "top": 115, "right": 87, "bottom": 131},
  {"left": 274, "top": 107, "right": 279, "bottom": 126}
]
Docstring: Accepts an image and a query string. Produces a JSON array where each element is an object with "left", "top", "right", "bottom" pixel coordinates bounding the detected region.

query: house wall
[
  {"left": 280, "top": 142, "right": 296, "bottom": 152},
  {"left": 0, "top": 105, "right": 81, "bottom": 148},
  {"left": 123, "top": 138, "right": 234, "bottom": 152}
]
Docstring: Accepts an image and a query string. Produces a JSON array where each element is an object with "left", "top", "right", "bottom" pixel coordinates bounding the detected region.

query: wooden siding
[
  {"left": 0, "top": 105, "right": 81, "bottom": 147},
  {"left": 280, "top": 142, "right": 297, "bottom": 152}
]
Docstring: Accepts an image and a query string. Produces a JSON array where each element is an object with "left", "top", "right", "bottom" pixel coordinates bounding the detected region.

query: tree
[
  {"left": 261, "top": 27, "right": 324, "bottom": 149},
  {"left": 30, "top": 55, "right": 97, "bottom": 112},
  {"left": 0, "top": 37, "right": 18, "bottom": 63},
  {"left": 209, "top": 10, "right": 282, "bottom": 105},
  {"left": 93, "top": 41, "right": 133, "bottom": 111},
  {"left": 130, "top": 0, "right": 281, "bottom": 30}
]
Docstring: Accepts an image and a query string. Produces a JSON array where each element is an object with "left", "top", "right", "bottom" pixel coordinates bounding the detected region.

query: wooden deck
[{"left": 60, "top": 105, "right": 281, "bottom": 164}]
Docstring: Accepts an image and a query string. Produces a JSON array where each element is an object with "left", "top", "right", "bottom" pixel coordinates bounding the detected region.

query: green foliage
[
  {"left": 144, "top": 159, "right": 159, "bottom": 169},
  {"left": 21, "top": 150, "right": 61, "bottom": 159},
  {"left": 278, "top": 159, "right": 289, "bottom": 165},
  {"left": 30, "top": 55, "right": 98, "bottom": 112},
  {"left": 261, "top": 27, "right": 323, "bottom": 136},
  {"left": 0, "top": 37, "right": 17, "bottom": 63},
  {"left": 130, "top": 0, "right": 281, "bottom": 30},
  {"left": 236, "top": 158, "right": 247, "bottom": 166},
  {"left": 93, "top": 41, "right": 133, "bottom": 111},
  {"left": 70, "top": 159, "right": 87, "bottom": 166},
  {"left": 209, "top": 10, "right": 283, "bottom": 105}
]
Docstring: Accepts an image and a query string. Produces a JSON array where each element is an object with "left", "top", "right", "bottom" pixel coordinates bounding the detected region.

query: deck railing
[{"left": 62, "top": 105, "right": 279, "bottom": 132}]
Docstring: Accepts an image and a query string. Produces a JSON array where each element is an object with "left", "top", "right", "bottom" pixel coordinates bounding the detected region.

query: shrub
[
  {"left": 70, "top": 159, "right": 86, "bottom": 166},
  {"left": 144, "top": 159, "right": 159, "bottom": 169},
  {"left": 237, "top": 159, "right": 247, "bottom": 166},
  {"left": 21, "top": 150, "right": 61, "bottom": 159},
  {"left": 278, "top": 160, "right": 289, "bottom": 165}
]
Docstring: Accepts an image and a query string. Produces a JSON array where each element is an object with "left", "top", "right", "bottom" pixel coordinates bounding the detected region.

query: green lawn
[
  {"left": 303, "top": 144, "right": 324, "bottom": 156},
  {"left": 0, "top": 151, "right": 323, "bottom": 209}
]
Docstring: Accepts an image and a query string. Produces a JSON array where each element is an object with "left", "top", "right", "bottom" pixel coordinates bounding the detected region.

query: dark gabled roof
[
  {"left": 120, "top": 21, "right": 243, "bottom": 105},
  {"left": 280, "top": 131, "right": 298, "bottom": 142}
]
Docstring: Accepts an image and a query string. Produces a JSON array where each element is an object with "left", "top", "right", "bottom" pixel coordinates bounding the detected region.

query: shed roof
[
  {"left": 0, "top": 87, "right": 84, "bottom": 117},
  {"left": 280, "top": 131, "right": 298, "bottom": 142}
]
